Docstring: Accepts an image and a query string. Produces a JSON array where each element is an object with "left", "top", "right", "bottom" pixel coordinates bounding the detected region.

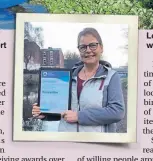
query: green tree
[
  {"left": 29, "top": 0, "right": 153, "bottom": 29},
  {"left": 136, "top": 0, "right": 153, "bottom": 9}
]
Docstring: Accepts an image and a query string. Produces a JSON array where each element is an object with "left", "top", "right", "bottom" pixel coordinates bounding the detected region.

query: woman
[{"left": 32, "top": 27, "right": 125, "bottom": 132}]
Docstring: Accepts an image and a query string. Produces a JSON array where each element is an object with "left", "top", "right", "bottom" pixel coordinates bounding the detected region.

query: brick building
[{"left": 40, "top": 47, "right": 64, "bottom": 68}]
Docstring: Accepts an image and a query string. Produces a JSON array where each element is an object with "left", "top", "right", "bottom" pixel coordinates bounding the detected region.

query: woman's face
[{"left": 78, "top": 34, "right": 103, "bottom": 65}]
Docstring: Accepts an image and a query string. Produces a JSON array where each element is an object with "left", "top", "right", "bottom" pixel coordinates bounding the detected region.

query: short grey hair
[{"left": 77, "top": 27, "right": 103, "bottom": 45}]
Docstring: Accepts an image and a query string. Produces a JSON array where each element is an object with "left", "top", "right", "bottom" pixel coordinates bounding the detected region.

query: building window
[
  {"left": 50, "top": 58, "right": 53, "bottom": 65},
  {"left": 50, "top": 51, "right": 53, "bottom": 58},
  {"left": 43, "top": 52, "right": 46, "bottom": 57},
  {"left": 43, "top": 58, "right": 46, "bottom": 65}
]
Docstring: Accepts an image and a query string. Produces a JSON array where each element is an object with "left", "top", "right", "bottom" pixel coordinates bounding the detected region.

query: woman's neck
[{"left": 83, "top": 63, "right": 99, "bottom": 73}]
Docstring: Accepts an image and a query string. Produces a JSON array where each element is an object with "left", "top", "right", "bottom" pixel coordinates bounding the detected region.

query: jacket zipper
[
  {"left": 77, "top": 100, "right": 79, "bottom": 132},
  {"left": 76, "top": 75, "right": 107, "bottom": 132},
  {"left": 77, "top": 78, "right": 92, "bottom": 132}
]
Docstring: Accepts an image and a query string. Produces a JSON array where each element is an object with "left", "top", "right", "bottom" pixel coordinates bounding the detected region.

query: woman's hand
[
  {"left": 61, "top": 110, "right": 78, "bottom": 123},
  {"left": 32, "top": 103, "right": 45, "bottom": 119}
]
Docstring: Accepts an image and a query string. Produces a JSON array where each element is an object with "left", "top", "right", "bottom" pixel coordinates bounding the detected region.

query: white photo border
[{"left": 13, "top": 13, "right": 138, "bottom": 143}]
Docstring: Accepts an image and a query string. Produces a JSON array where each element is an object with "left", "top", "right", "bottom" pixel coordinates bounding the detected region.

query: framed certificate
[{"left": 38, "top": 67, "right": 72, "bottom": 116}]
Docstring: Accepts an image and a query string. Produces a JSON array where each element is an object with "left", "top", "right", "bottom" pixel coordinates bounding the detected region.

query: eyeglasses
[{"left": 78, "top": 42, "right": 100, "bottom": 53}]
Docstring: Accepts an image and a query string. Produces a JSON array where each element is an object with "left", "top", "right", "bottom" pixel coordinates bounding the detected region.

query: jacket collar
[{"left": 72, "top": 63, "right": 110, "bottom": 80}]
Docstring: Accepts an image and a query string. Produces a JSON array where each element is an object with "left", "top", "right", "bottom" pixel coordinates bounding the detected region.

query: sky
[{"left": 31, "top": 22, "right": 128, "bottom": 68}]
